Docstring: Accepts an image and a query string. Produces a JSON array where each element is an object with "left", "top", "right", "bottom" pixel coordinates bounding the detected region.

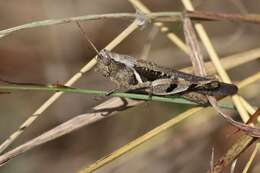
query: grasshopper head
[
  {"left": 95, "top": 49, "right": 124, "bottom": 78},
  {"left": 97, "top": 49, "right": 112, "bottom": 66}
]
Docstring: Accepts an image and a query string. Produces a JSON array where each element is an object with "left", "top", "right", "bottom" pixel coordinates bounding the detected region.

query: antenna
[{"left": 75, "top": 21, "right": 100, "bottom": 56}]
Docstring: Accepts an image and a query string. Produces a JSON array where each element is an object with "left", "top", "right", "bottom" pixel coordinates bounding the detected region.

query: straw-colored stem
[
  {"left": 238, "top": 71, "right": 260, "bottom": 89},
  {"left": 79, "top": 107, "right": 202, "bottom": 173},
  {"left": 239, "top": 97, "right": 256, "bottom": 115},
  {"left": 181, "top": 0, "right": 250, "bottom": 122},
  {"left": 242, "top": 142, "right": 259, "bottom": 173},
  {"left": 239, "top": 100, "right": 258, "bottom": 173},
  {"left": 182, "top": 48, "right": 260, "bottom": 74}
]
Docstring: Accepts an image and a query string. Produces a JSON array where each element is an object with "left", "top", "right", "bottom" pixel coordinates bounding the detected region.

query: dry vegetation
[{"left": 0, "top": 0, "right": 260, "bottom": 173}]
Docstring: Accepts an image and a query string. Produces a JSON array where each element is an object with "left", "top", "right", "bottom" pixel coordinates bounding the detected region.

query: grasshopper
[
  {"left": 95, "top": 50, "right": 237, "bottom": 104},
  {"left": 76, "top": 22, "right": 238, "bottom": 105}
]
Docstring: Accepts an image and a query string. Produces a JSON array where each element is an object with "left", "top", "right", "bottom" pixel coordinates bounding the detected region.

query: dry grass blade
[
  {"left": 182, "top": 3, "right": 260, "bottom": 171},
  {"left": 242, "top": 142, "right": 260, "bottom": 173},
  {"left": 240, "top": 97, "right": 257, "bottom": 115},
  {"left": 209, "top": 135, "right": 256, "bottom": 173},
  {"left": 207, "top": 97, "right": 260, "bottom": 137},
  {"left": 182, "top": 48, "right": 260, "bottom": 74},
  {"left": 245, "top": 108, "right": 260, "bottom": 125},
  {"left": 182, "top": 0, "right": 260, "bottom": 138},
  {"left": 130, "top": 0, "right": 260, "bottom": 76},
  {"left": 182, "top": 13, "right": 260, "bottom": 171},
  {"left": 0, "top": 98, "right": 142, "bottom": 166},
  {"left": 209, "top": 108, "right": 260, "bottom": 173},
  {"left": 238, "top": 71, "right": 260, "bottom": 89},
  {"left": 79, "top": 107, "right": 202, "bottom": 173},
  {"left": 183, "top": 0, "right": 252, "bottom": 126},
  {"left": 183, "top": 13, "right": 206, "bottom": 76},
  {"left": 182, "top": 10, "right": 260, "bottom": 138},
  {"left": 182, "top": 0, "right": 250, "bottom": 122},
  {"left": 0, "top": 20, "right": 140, "bottom": 154}
]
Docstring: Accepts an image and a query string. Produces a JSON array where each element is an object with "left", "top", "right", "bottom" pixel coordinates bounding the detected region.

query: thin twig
[{"left": 0, "top": 12, "right": 183, "bottom": 39}]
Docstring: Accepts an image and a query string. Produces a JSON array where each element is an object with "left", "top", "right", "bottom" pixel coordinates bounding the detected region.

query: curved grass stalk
[{"left": 0, "top": 12, "right": 182, "bottom": 39}]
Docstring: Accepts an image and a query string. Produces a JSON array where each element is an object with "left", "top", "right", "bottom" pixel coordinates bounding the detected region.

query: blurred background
[{"left": 0, "top": 0, "right": 260, "bottom": 172}]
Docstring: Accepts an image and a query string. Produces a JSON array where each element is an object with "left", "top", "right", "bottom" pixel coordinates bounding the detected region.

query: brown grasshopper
[
  {"left": 76, "top": 22, "right": 238, "bottom": 105},
  {"left": 95, "top": 50, "right": 237, "bottom": 104}
]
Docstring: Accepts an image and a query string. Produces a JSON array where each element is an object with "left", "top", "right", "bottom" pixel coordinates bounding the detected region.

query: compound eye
[
  {"left": 99, "top": 50, "right": 111, "bottom": 65},
  {"left": 103, "top": 54, "right": 111, "bottom": 65}
]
